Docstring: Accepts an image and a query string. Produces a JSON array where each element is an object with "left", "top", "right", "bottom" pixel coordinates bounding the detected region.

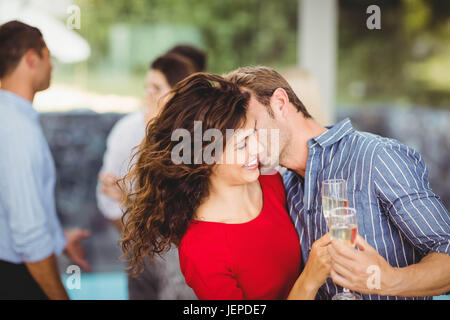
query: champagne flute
[
  {"left": 329, "top": 207, "right": 362, "bottom": 300},
  {"left": 322, "top": 179, "right": 348, "bottom": 229}
]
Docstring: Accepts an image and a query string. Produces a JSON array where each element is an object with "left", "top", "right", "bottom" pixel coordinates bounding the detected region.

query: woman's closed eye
[{"left": 237, "top": 141, "right": 247, "bottom": 150}]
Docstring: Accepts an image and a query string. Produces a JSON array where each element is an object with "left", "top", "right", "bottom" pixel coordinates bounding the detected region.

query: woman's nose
[{"left": 248, "top": 132, "right": 264, "bottom": 157}]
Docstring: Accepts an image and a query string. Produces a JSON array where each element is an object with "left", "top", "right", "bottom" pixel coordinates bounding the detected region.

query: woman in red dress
[{"left": 120, "top": 73, "right": 331, "bottom": 299}]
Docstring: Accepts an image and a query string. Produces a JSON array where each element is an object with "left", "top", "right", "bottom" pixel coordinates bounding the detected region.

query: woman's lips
[{"left": 243, "top": 159, "right": 259, "bottom": 170}]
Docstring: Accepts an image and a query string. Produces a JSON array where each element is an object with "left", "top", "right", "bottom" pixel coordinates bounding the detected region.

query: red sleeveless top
[{"left": 179, "top": 172, "right": 301, "bottom": 300}]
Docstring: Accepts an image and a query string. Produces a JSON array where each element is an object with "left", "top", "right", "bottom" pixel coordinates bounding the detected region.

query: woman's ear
[{"left": 270, "top": 88, "right": 290, "bottom": 118}]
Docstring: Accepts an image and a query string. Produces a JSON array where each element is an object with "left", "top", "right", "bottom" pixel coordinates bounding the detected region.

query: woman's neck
[{"left": 195, "top": 178, "right": 262, "bottom": 224}]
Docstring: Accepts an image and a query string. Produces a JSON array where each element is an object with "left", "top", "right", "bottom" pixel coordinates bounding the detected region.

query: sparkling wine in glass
[
  {"left": 330, "top": 207, "right": 362, "bottom": 300},
  {"left": 321, "top": 179, "right": 348, "bottom": 228}
]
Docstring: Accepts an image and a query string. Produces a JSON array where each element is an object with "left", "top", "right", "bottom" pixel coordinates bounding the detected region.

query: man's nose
[{"left": 248, "top": 133, "right": 264, "bottom": 157}]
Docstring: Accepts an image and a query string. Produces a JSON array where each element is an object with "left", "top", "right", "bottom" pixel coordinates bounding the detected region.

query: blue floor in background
[
  {"left": 62, "top": 272, "right": 128, "bottom": 300},
  {"left": 434, "top": 295, "right": 450, "bottom": 300},
  {"left": 61, "top": 271, "right": 449, "bottom": 300}
]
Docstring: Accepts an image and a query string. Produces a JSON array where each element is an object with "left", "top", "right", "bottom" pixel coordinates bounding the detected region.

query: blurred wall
[
  {"left": 40, "top": 108, "right": 449, "bottom": 272},
  {"left": 40, "top": 112, "right": 126, "bottom": 272}
]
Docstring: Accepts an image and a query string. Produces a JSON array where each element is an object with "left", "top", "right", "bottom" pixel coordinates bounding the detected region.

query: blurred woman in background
[
  {"left": 167, "top": 44, "right": 207, "bottom": 73},
  {"left": 96, "top": 46, "right": 206, "bottom": 299},
  {"left": 97, "top": 52, "right": 196, "bottom": 229}
]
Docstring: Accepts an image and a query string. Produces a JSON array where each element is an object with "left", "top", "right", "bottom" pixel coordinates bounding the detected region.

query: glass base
[{"left": 332, "top": 292, "right": 362, "bottom": 300}]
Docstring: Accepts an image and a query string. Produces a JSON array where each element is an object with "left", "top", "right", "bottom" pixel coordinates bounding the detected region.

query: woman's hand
[
  {"left": 99, "top": 173, "right": 123, "bottom": 202},
  {"left": 287, "top": 233, "right": 332, "bottom": 300},
  {"left": 303, "top": 233, "right": 332, "bottom": 289}
]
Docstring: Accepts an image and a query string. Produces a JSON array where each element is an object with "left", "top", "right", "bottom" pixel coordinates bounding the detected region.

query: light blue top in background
[{"left": 0, "top": 89, "right": 66, "bottom": 263}]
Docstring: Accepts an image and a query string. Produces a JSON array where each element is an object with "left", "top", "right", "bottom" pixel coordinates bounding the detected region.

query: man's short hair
[
  {"left": 0, "top": 20, "right": 45, "bottom": 78},
  {"left": 225, "top": 66, "right": 312, "bottom": 118}
]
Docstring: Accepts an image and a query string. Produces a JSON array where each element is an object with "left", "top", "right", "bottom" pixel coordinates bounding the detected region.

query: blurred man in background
[{"left": 0, "top": 20, "right": 91, "bottom": 300}]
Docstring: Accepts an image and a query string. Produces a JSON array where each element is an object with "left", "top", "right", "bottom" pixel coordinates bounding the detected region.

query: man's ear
[
  {"left": 270, "top": 88, "right": 290, "bottom": 118},
  {"left": 24, "top": 49, "right": 39, "bottom": 69}
]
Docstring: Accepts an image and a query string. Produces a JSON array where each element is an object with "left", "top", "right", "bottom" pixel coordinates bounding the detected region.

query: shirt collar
[
  {"left": 0, "top": 89, "right": 38, "bottom": 122},
  {"left": 309, "top": 117, "right": 354, "bottom": 149}
]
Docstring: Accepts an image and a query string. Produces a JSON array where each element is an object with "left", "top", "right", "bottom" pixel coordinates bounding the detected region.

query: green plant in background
[
  {"left": 55, "top": 0, "right": 297, "bottom": 96},
  {"left": 339, "top": 0, "right": 450, "bottom": 108},
  {"left": 61, "top": 0, "right": 450, "bottom": 108},
  {"left": 74, "top": 0, "right": 297, "bottom": 73}
]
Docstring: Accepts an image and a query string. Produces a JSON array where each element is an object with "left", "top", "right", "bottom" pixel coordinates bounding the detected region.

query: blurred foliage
[
  {"left": 70, "top": 0, "right": 450, "bottom": 107},
  {"left": 75, "top": 0, "right": 298, "bottom": 73},
  {"left": 339, "top": 0, "right": 450, "bottom": 107}
]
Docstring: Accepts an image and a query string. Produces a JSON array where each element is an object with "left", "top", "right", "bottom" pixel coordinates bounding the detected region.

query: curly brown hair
[{"left": 120, "top": 73, "right": 250, "bottom": 275}]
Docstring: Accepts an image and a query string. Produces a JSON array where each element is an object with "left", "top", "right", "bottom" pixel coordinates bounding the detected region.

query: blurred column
[
  {"left": 109, "top": 24, "right": 131, "bottom": 73},
  {"left": 298, "top": 0, "right": 337, "bottom": 124}
]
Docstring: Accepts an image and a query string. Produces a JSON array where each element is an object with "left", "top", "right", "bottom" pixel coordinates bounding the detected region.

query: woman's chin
[{"left": 241, "top": 166, "right": 260, "bottom": 182}]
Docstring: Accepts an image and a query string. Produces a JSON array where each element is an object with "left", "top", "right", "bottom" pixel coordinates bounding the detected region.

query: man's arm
[
  {"left": 0, "top": 128, "right": 69, "bottom": 299},
  {"left": 390, "top": 252, "right": 450, "bottom": 297},
  {"left": 25, "top": 254, "right": 69, "bottom": 300},
  {"left": 329, "top": 236, "right": 450, "bottom": 297},
  {"left": 329, "top": 144, "right": 450, "bottom": 297}
]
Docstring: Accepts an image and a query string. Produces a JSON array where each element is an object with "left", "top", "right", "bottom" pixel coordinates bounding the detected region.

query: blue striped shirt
[
  {"left": 0, "top": 89, "right": 66, "bottom": 263},
  {"left": 283, "top": 118, "right": 450, "bottom": 300}
]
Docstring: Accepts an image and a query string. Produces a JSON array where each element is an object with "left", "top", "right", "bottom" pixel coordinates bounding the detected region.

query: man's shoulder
[
  {"left": 348, "top": 129, "right": 390, "bottom": 148},
  {"left": 348, "top": 130, "right": 425, "bottom": 181},
  {"left": 0, "top": 103, "right": 41, "bottom": 144},
  {"left": 349, "top": 130, "right": 418, "bottom": 158},
  {"left": 0, "top": 99, "right": 27, "bottom": 121}
]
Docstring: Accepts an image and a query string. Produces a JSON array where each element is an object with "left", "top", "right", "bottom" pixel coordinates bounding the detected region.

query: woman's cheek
[{"left": 236, "top": 148, "right": 249, "bottom": 166}]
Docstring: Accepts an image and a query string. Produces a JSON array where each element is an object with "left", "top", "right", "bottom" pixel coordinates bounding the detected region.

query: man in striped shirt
[{"left": 226, "top": 66, "right": 450, "bottom": 300}]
